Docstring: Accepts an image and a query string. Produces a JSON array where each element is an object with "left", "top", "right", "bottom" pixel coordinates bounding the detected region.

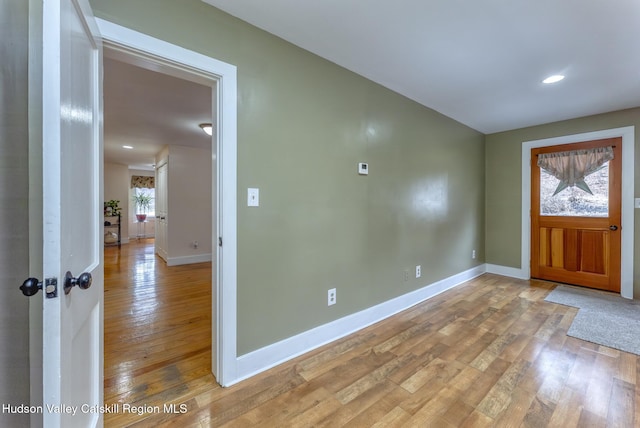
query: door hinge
[
  {"left": 45, "top": 277, "right": 58, "bottom": 299},
  {"left": 218, "top": 237, "right": 222, "bottom": 247}
]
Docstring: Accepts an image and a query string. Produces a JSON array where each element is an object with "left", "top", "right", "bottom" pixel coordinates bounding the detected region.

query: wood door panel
[
  {"left": 550, "top": 228, "right": 564, "bottom": 268},
  {"left": 531, "top": 138, "right": 621, "bottom": 292},
  {"left": 538, "top": 228, "right": 609, "bottom": 275},
  {"left": 563, "top": 228, "right": 579, "bottom": 272},
  {"left": 539, "top": 228, "right": 550, "bottom": 266},
  {"left": 581, "top": 230, "right": 608, "bottom": 274}
]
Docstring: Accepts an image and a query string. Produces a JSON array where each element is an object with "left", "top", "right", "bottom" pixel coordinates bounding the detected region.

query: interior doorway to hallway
[
  {"left": 98, "top": 17, "right": 239, "bottom": 386},
  {"left": 102, "top": 40, "right": 218, "bottom": 407}
]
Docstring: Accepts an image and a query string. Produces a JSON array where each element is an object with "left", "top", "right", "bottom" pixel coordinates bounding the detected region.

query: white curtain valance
[{"left": 537, "top": 146, "right": 614, "bottom": 195}]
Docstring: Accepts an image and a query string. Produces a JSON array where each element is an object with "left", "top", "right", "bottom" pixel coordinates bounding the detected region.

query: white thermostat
[{"left": 358, "top": 162, "right": 368, "bottom": 175}]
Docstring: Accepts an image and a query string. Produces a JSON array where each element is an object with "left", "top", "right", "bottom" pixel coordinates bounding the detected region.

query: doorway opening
[
  {"left": 530, "top": 138, "right": 621, "bottom": 292},
  {"left": 102, "top": 48, "right": 216, "bottom": 412},
  {"left": 98, "top": 17, "right": 238, "bottom": 387},
  {"left": 521, "top": 127, "right": 635, "bottom": 299}
]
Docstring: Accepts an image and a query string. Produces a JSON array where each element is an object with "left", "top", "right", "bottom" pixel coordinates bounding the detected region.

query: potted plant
[
  {"left": 104, "top": 200, "right": 121, "bottom": 217},
  {"left": 132, "top": 192, "right": 153, "bottom": 222}
]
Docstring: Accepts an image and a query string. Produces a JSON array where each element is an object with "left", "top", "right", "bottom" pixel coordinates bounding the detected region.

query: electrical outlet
[
  {"left": 193, "top": 240, "right": 199, "bottom": 249},
  {"left": 328, "top": 288, "right": 336, "bottom": 306},
  {"left": 472, "top": 250, "right": 476, "bottom": 259},
  {"left": 403, "top": 270, "right": 409, "bottom": 282},
  {"left": 415, "top": 265, "right": 421, "bottom": 278}
]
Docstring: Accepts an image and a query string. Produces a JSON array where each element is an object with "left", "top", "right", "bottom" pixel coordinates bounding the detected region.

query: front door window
[{"left": 539, "top": 161, "right": 609, "bottom": 217}]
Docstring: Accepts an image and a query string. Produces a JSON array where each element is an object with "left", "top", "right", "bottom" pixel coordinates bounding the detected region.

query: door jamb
[
  {"left": 521, "top": 126, "right": 635, "bottom": 298},
  {"left": 96, "top": 19, "right": 238, "bottom": 385}
]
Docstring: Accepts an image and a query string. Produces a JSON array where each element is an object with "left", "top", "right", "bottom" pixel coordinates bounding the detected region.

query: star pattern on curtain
[{"left": 537, "top": 146, "right": 613, "bottom": 196}]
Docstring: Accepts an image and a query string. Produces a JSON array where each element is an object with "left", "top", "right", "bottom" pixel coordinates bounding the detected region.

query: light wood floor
[{"left": 105, "top": 240, "right": 638, "bottom": 427}]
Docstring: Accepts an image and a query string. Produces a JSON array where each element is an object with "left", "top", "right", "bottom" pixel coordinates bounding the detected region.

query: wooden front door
[{"left": 531, "top": 138, "right": 622, "bottom": 292}]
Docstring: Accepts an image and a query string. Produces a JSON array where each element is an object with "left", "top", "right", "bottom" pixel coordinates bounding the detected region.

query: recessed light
[
  {"left": 543, "top": 75, "right": 565, "bottom": 84},
  {"left": 122, "top": 145, "right": 133, "bottom": 149}
]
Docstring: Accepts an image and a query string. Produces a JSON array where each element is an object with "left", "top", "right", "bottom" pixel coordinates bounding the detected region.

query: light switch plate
[
  {"left": 248, "top": 188, "right": 259, "bottom": 207},
  {"left": 635, "top": 198, "right": 640, "bottom": 209}
]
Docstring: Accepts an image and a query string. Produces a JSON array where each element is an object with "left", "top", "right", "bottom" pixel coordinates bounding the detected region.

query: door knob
[
  {"left": 20, "top": 277, "right": 58, "bottom": 298},
  {"left": 609, "top": 225, "right": 619, "bottom": 231},
  {"left": 20, "top": 278, "right": 43, "bottom": 296},
  {"left": 64, "top": 271, "right": 92, "bottom": 295}
]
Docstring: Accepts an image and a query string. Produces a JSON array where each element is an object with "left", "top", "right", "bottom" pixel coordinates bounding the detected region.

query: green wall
[
  {"left": 485, "top": 107, "right": 640, "bottom": 296},
  {"left": 90, "top": 0, "right": 485, "bottom": 355},
  {"left": 2, "top": 0, "right": 31, "bottom": 426}
]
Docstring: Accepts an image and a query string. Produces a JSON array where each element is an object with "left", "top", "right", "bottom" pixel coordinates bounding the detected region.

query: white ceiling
[
  {"left": 103, "top": 58, "right": 212, "bottom": 169},
  {"left": 203, "top": 0, "right": 640, "bottom": 134}
]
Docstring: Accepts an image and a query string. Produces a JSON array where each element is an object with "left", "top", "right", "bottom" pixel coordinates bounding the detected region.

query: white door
[
  {"left": 42, "top": 0, "right": 103, "bottom": 425},
  {"left": 156, "top": 162, "right": 168, "bottom": 261}
]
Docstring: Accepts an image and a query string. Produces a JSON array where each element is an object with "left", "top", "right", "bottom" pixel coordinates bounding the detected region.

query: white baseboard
[
  {"left": 231, "top": 264, "right": 486, "bottom": 386},
  {"left": 166, "top": 253, "right": 212, "bottom": 266},
  {"left": 485, "top": 263, "right": 528, "bottom": 279}
]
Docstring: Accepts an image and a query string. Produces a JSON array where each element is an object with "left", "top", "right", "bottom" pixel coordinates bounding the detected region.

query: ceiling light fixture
[
  {"left": 122, "top": 145, "right": 133, "bottom": 149},
  {"left": 199, "top": 123, "right": 213, "bottom": 136},
  {"left": 543, "top": 74, "right": 565, "bottom": 84}
]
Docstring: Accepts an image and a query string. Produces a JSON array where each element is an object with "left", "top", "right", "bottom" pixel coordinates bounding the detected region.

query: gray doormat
[{"left": 544, "top": 285, "right": 640, "bottom": 355}]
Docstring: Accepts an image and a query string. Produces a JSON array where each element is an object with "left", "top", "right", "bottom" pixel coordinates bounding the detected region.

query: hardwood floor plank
[
  {"left": 469, "top": 332, "right": 517, "bottom": 372},
  {"left": 399, "top": 357, "right": 466, "bottom": 394},
  {"left": 296, "top": 331, "right": 379, "bottom": 380},
  {"left": 576, "top": 409, "right": 607, "bottom": 428},
  {"left": 616, "top": 352, "right": 638, "bottom": 386},
  {"left": 522, "top": 395, "right": 556, "bottom": 427},
  {"left": 583, "top": 352, "right": 617, "bottom": 418},
  {"left": 105, "top": 350, "right": 211, "bottom": 404},
  {"left": 607, "top": 378, "right": 635, "bottom": 427},
  {"left": 398, "top": 379, "right": 448, "bottom": 415},
  {"left": 546, "top": 387, "right": 583, "bottom": 428},
  {"left": 369, "top": 406, "right": 411, "bottom": 428},
  {"left": 491, "top": 386, "right": 535, "bottom": 427},
  {"left": 223, "top": 384, "right": 337, "bottom": 428},
  {"left": 330, "top": 383, "right": 410, "bottom": 428},
  {"left": 447, "top": 365, "right": 483, "bottom": 395},
  {"left": 476, "top": 358, "right": 530, "bottom": 418},
  {"left": 454, "top": 330, "right": 500, "bottom": 365},
  {"left": 373, "top": 321, "right": 433, "bottom": 355},
  {"left": 402, "top": 386, "right": 459, "bottom": 425},
  {"left": 387, "top": 344, "right": 451, "bottom": 386},
  {"left": 334, "top": 353, "right": 411, "bottom": 404},
  {"left": 462, "top": 358, "right": 512, "bottom": 408},
  {"left": 104, "top": 245, "right": 640, "bottom": 427},
  {"left": 441, "top": 398, "right": 475, "bottom": 426}
]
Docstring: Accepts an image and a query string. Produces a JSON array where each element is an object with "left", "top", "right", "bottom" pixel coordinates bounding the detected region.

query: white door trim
[
  {"left": 96, "top": 19, "right": 239, "bottom": 385},
  {"left": 521, "top": 126, "right": 635, "bottom": 298}
]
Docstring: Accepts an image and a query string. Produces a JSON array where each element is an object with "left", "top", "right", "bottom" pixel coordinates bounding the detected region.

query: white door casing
[
  {"left": 42, "top": 0, "right": 103, "bottom": 426},
  {"left": 521, "top": 126, "right": 635, "bottom": 299},
  {"left": 96, "top": 19, "right": 238, "bottom": 385}
]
